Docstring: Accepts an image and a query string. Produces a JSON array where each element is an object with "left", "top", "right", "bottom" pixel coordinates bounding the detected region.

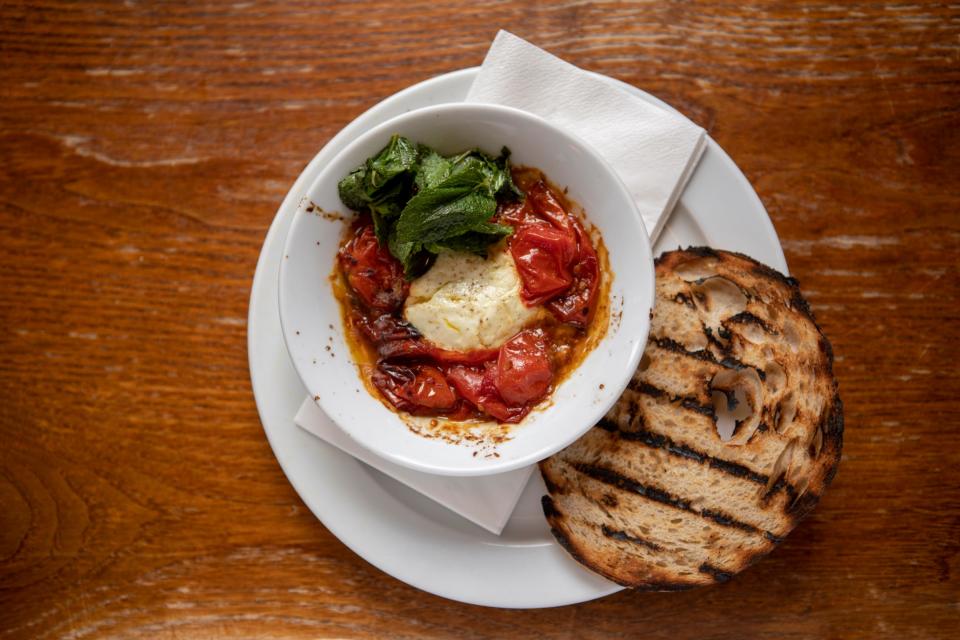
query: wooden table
[{"left": 2, "top": 2, "right": 958, "bottom": 637}]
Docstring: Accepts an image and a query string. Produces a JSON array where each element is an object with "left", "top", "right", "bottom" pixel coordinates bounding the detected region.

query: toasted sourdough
[{"left": 540, "top": 247, "right": 843, "bottom": 589}]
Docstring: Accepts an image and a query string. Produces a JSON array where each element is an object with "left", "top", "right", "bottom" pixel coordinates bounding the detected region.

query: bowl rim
[{"left": 278, "top": 101, "right": 653, "bottom": 476}]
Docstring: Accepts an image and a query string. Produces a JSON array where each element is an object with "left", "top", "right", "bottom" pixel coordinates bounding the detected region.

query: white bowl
[{"left": 278, "top": 103, "right": 653, "bottom": 476}]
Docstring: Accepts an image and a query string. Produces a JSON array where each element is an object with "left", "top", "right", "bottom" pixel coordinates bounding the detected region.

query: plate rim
[{"left": 247, "top": 66, "right": 786, "bottom": 608}]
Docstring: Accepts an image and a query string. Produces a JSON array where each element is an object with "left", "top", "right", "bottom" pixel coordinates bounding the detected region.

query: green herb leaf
[
  {"left": 337, "top": 168, "right": 369, "bottom": 211},
  {"left": 469, "top": 221, "right": 515, "bottom": 236},
  {"left": 367, "top": 178, "right": 406, "bottom": 219},
  {"left": 445, "top": 147, "right": 521, "bottom": 201},
  {"left": 425, "top": 223, "right": 513, "bottom": 256},
  {"left": 494, "top": 146, "right": 524, "bottom": 201},
  {"left": 415, "top": 147, "right": 453, "bottom": 191},
  {"left": 366, "top": 135, "right": 419, "bottom": 190},
  {"left": 337, "top": 135, "right": 419, "bottom": 214},
  {"left": 387, "top": 230, "right": 420, "bottom": 277},
  {"left": 369, "top": 209, "right": 388, "bottom": 245},
  {"left": 395, "top": 167, "right": 498, "bottom": 247}
]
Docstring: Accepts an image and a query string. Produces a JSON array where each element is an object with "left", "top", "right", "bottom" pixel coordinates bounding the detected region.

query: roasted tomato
[
  {"left": 353, "top": 313, "right": 498, "bottom": 365},
  {"left": 546, "top": 221, "right": 599, "bottom": 327},
  {"left": 352, "top": 312, "right": 427, "bottom": 360},
  {"left": 502, "top": 176, "right": 600, "bottom": 325},
  {"left": 526, "top": 180, "right": 573, "bottom": 233},
  {"left": 509, "top": 224, "right": 577, "bottom": 304},
  {"left": 447, "top": 364, "right": 528, "bottom": 423},
  {"left": 338, "top": 224, "right": 408, "bottom": 312},
  {"left": 446, "top": 329, "right": 552, "bottom": 423},
  {"left": 497, "top": 198, "right": 538, "bottom": 227},
  {"left": 495, "top": 329, "right": 552, "bottom": 405},
  {"left": 372, "top": 363, "right": 458, "bottom": 413}
]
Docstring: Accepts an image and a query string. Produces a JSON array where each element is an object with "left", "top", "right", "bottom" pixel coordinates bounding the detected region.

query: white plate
[{"left": 248, "top": 68, "right": 787, "bottom": 609}]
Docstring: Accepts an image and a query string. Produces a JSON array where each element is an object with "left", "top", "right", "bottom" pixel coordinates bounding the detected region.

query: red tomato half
[
  {"left": 495, "top": 329, "right": 552, "bottom": 405},
  {"left": 447, "top": 364, "right": 528, "bottom": 423},
  {"left": 372, "top": 363, "right": 458, "bottom": 413},
  {"left": 498, "top": 198, "right": 538, "bottom": 227},
  {"left": 446, "top": 329, "right": 552, "bottom": 423},
  {"left": 504, "top": 179, "right": 599, "bottom": 317},
  {"left": 546, "top": 221, "right": 599, "bottom": 327},
  {"left": 526, "top": 181, "right": 573, "bottom": 233},
  {"left": 338, "top": 224, "right": 408, "bottom": 312},
  {"left": 510, "top": 224, "right": 577, "bottom": 304},
  {"left": 445, "top": 365, "right": 488, "bottom": 408}
]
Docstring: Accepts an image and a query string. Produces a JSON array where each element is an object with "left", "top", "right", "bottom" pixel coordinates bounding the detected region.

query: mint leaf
[
  {"left": 367, "top": 178, "right": 406, "bottom": 219},
  {"left": 415, "top": 147, "right": 453, "bottom": 191},
  {"left": 369, "top": 210, "right": 388, "bottom": 245},
  {"left": 366, "top": 135, "right": 418, "bottom": 190},
  {"left": 338, "top": 168, "right": 369, "bottom": 211},
  {"left": 469, "top": 221, "right": 514, "bottom": 236},
  {"left": 493, "top": 146, "right": 523, "bottom": 201},
  {"left": 337, "top": 135, "right": 419, "bottom": 214},
  {"left": 445, "top": 147, "right": 521, "bottom": 201},
  {"left": 426, "top": 223, "right": 513, "bottom": 256},
  {"left": 395, "top": 166, "right": 497, "bottom": 246},
  {"left": 388, "top": 230, "right": 420, "bottom": 277}
]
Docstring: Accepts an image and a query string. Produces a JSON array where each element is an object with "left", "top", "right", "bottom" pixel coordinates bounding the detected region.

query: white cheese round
[{"left": 403, "top": 246, "right": 543, "bottom": 352}]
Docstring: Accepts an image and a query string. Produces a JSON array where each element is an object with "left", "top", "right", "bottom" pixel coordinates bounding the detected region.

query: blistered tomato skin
[
  {"left": 509, "top": 224, "right": 577, "bottom": 304},
  {"left": 372, "top": 363, "right": 458, "bottom": 413},
  {"left": 443, "top": 329, "right": 552, "bottom": 424},
  {"left": 447, "top": 364, "right": 530, "bottom": 424},
  {"left": 495, "top": 329, "right": 552, "bottom": 406},
  {"left": 337, "top": 224, "right": 408, "bottom": 312},
  {"left": 505, "top": 180, "right": 600, "bottom": 326},
  {"left": 525, "top": 181, "right": 573, "bottom": 233},
  {"left": 546, "top": 221, "right": 599, "bottom": 327},
  {"left": 353, "top": 312, "right": 499, "bottom": 365}
]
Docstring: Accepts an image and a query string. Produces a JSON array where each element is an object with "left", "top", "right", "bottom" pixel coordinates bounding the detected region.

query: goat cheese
[{"left": 404, "top": 247, "right": 542, "bottom": 351}]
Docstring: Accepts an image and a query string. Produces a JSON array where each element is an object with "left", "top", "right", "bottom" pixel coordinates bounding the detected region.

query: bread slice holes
[
  {"left": 736, "top": 320, "right": 767, "bottom": 345},
  {"left": 638, "top": 353, "right": 651, "bottom": 372},
  {"left": 776, "top": 392, "right": 798, "bottom": 434},
  {"left": 790, "top": 477, "right": 810, "bottom": 509},
  {"left": 764, "top": 439, "right": 798, "bottom": 494},
  {"left": 763, "top": 361, "right": 786, "bottom": 393},
  {"left": 711, "top": 368, "right": 762, "bottom": 445},
  {"left": 809, "top": 424, "right": 824, "bottom": 458},
  {"left": 686, "top": 331, "right": 709, "bottom": 351},
  {"left": 712, "top": 388, "right": 752, "bottom": 442},
  {"left": 673, "top": 257, "right": 719, "bottom": 282},
  {"left": 693, "top": 277, "right": 747, "bottom": 317},
  {"left": 782, "top": 320, "right": 802, "bottom": 353},
  {"left": 692, "top": 277, "right": 748, "bottom": 346}
]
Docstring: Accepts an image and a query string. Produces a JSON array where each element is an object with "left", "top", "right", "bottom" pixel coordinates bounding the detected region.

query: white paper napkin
[
  {"left": 293, "top": 32, "right": 707, "bottom": 536},
  {"left": 467, "top": 30, "right": 706, "bottom": 242},
  {"left": 294, "top": 399, "right": 534, "bottom": 534}
]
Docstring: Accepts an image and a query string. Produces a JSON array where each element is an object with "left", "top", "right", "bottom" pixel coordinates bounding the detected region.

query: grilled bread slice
[{"left": 540, "top": 247, "right": 842, "bottom": 589}]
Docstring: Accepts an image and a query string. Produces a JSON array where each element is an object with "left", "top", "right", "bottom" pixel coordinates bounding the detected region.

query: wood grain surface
[{"left": 2, "top": 1, "right": 958, "bottom": 638}]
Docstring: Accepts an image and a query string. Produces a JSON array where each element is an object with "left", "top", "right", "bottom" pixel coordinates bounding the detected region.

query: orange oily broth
[{"left": 331, "top": 168, "right": 611, "bottom": 431}]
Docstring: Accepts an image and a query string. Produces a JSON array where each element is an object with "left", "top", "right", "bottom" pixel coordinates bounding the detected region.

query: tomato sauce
[{"left": 333, "top": 167, "right": 609, "bottom": 425}]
